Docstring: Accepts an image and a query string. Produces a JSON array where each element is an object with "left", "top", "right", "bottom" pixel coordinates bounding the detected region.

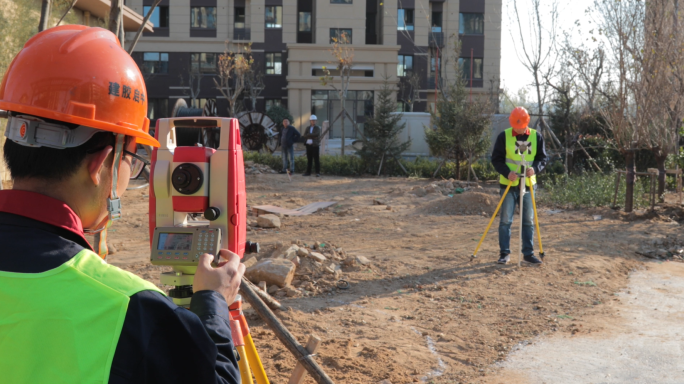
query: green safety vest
[
  {"left": 0, "top": 249, "right": 164, "bottom": 383},
  {"left": 499, "top": 127, "right": 538, "bottom": 187}
]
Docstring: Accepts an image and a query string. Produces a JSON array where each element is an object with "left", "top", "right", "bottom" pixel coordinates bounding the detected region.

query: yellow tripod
[
  {"left": 471, "top": 181, "right": 513, "bottom": 258},
  {"left": 230, "top": 296, "right": 270, "bottom": 384},
  {"left": 470, "top": 180, "right": 546, "bottom": 260}
]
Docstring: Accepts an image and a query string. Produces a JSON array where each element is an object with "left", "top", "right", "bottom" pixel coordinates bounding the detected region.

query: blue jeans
[
  {"left": 498, "top": 186, "right": 535, "bottom": 256},
  {"left": 281, "top": 145, "right": 294, "bottom": 173}
]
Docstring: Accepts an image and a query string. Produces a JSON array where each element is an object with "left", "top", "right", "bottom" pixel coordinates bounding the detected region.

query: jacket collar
[
  {"left": 512, "top": 128, "right": 530, "bottom": 136},
  {"left": 0, "top": 190, "right": 92, "bottom": 249}
]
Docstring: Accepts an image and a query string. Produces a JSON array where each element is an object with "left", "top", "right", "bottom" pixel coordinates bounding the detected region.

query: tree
[
  {"left": 320, "top": 31, "right": 355, "bottom": 156},
  {"left": 244, "top": 70, "right": 265, "bottom": 112},
  {"left": 426, "top": 40, "right": 494, "bottom": 180},
  {"left": 179, "top": 70, "right": 202, "bottom": 108},
  {"left": 511, "top": 0, "right": 560, "bottom": 148},
  {"left": 398, "top": 72, "right": 422, "bottom": 112},
  {"left": 265, "top": 105, "right": 294, "bottom": 131},
  {"left": 357, "top": 80, "right": 410, "bottom": 175},
  {"left": 214, "top": 44, "right": 254, "bottom": 117}
]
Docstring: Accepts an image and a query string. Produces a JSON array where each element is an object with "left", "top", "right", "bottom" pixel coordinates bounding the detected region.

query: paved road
[{"left": 485, "top": 262, "right": 684, "bottom": 384}]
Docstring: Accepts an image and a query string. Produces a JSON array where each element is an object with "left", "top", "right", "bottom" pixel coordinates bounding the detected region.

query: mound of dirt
[{"left": 424, "top": 192, "right": 496, "bottom": 216}]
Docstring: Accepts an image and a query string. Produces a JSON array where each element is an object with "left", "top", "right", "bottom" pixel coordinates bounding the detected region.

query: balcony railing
[{"left": 233, "top": 28, "right": 251, "bottom": 41}]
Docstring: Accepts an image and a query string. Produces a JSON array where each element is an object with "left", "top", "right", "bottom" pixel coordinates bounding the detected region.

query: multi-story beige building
[{"left": 126, "top": 0, "right": 501, "bottom": 139}]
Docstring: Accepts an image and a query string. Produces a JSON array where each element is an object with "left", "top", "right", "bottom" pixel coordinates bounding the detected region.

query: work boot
[
  {"left": 278, "top": 170, "right": 287, "bottom": 174},
  {"left": 497, "top": 253, "right": 510, "bottom": 264},
  {"left": 523, "top": 254, "right": 543, "bottom": 265}
]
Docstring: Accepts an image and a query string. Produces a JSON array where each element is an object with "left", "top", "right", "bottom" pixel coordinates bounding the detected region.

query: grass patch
[{"left": 574, "top": 280, "right": 597, "bottom": 287}]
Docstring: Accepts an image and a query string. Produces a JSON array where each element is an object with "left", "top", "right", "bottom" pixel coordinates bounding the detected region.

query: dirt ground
[{"left": 101, "top": 173, "right": 684, "bottom": 384}]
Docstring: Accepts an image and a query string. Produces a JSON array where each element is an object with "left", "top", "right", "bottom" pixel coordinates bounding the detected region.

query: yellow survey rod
[
  {"left": 245, "top": 334, "right": 270, "bottom": 384},
  {"left": 231, "top": 320, "right": 254, "bottom": 384},
  {"left": 471, "top": 181, "right": 513, "bottom": 258},
  {"left": 528, "top": 183, "right": 544, "bottom": 258}
]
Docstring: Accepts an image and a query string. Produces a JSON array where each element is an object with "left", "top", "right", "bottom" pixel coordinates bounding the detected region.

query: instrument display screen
[{"left": 157, "top": 233, "right": 193, "bottom": 250}]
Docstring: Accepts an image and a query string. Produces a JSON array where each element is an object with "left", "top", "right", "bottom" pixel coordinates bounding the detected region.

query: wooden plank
[{"left": 288, "top": 334, "right": 322, "bottom": 384}]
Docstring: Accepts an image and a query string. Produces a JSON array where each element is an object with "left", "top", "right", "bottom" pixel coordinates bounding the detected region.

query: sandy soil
[{"left": 101, "top": 173, "right": 684, "bottom": 384}]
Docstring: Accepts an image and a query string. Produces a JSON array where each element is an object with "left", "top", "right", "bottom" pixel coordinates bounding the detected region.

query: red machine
[{"left": 148, "top": 117, "right": 257, "bottom": 306}]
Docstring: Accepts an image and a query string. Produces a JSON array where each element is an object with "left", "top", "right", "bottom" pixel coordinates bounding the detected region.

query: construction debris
[
  {"left": 252, "top": 201, "right": 336, "bottom": 217},
  {"left": 243, "top": 240, "right": 368, "bottom": 298},
  {"left": 257, "top": 214, "right": 281, "bottom": 229},
  {"left": 244, "top": 161, "right": 278, "bottom": 175},
  {"left": 245, "top": 258, "right": 296, "bottom": 287},
  {"left": 636, "top": 235, "right": 684, "bottom": 261}
]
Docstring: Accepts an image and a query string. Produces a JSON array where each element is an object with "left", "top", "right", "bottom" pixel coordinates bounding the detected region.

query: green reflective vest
[
  {"left": 0, "top": 249, "right": 163, "bottom": 383},
  {"left": 499, "top": 127, "right": 538, "bottom": 187}
]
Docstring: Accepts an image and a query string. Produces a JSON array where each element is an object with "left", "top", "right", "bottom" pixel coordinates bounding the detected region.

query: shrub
[{"left": 538, "top": 172, "right": 651, "bottom": 208}]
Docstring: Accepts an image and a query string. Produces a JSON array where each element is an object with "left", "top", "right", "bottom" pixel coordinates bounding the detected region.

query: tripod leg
[
  {"left": 245, "top": 334, "right": 270, "bottom": 384},
  {"left": 231, "top": 320, "right": 255, "bottom": 384},
  {"left": 471, "top": 181, "right": 512, "bottom": 258},
  {"left": 529, "top": 184, "right": 544, "bottom": 259}
]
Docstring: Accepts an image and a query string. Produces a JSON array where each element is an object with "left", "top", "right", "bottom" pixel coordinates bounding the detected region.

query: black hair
[{"left": 3, "top": 119, "right": 116, "bottom": 181}]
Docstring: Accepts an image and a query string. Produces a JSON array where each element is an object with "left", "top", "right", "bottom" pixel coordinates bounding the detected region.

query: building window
[
  {"left": 311, "top": 90, "right": 373, "bottom": 139},
  {"left": 189, "top": 98, "right": 212, "bottom": 109},
  {"left": 331, "top": 0, "right": 352, "bottom": 3},
  {"left": 396, "top": 101, "right": 410, "bottom": 112},
  {"left": 147, "top": 98, "right": 169, "bottom": 120},
  {"left": 191, "top": 7, "right": 217, "bottom": 29},
  {"left": 330, "top": 28, "right": 352, "bottom": 44},
  {"left": 398, "top": 9, "right": 414, "bottom": 31},
  {"left": 265, "top": 53, "right": 282, "bottom": 75},
  {"left": 459, "top": 13, "right": 484, "bottom": 35},
  {"left": 265, "top": 6, "right": 282, "bottom": 28},
  {"left": 397, "top": 55, "right": 413, "bottom": 77},
  {"left": 190, "top": 53, "right": 217, "bottom": 73},
  {"left": 459, "top": 57, "right": 483, "bottom": 80},
  {"left": 143, "top": 6, "right": 168, "bottom": 28},
  {"left": 298, "top": 12, "right": 312, "bottom": 32},
  {"left": 235, "top": 7, "right": 245, "bottom": 29},
  {"left": 266, "top": 99, "right": 282, "bottom": 110},
  {"left": 143, "top": 52, "right": 169, "bottom": 74},
  {"left": 431, "top": 11, "right": 442, "bottom": 32}
]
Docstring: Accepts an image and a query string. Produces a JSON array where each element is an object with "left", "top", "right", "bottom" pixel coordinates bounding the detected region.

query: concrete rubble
[
  {"left": 244, "top": 161, "right": 278, "bottom": 175},
  {"left": 242, "top": 239, "right": 372, "bottom": 298},
  {"left": 256, "top": 214, "right": 281, "bottom": 229}
]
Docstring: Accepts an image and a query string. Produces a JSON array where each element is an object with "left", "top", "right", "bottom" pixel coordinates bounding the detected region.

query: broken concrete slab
[
  {"left": 308, "top": 252, "right": 327, "bottom": 263},
  {"left": 245, "top": 258, "right": 296, "bottom": 288},
  {"left": 355, "top": 255, "right": 371, "bottom": 266},
  {"left": 242, "top": 255, "right": 258, "bottom": 269},
  {"left": 257, "top": 214, "right": 281, "bottom": 228}
]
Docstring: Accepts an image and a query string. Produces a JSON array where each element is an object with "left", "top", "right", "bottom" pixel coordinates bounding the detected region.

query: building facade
[{"left": 125, "top": 0, "right": 501, "bottom": 138}]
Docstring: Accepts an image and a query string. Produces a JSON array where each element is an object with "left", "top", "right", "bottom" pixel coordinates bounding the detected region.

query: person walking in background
[
  {"left": 279, "top": 118, "right": 300, "bottom": 174},
  {"left": 491, "top": 107, "right": 548, "bottom": 265},
  {"left": 301, "top": 115, "right": 321, "bottom": 177}
]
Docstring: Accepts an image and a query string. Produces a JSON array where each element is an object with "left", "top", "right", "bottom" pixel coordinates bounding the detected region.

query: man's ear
[{"left": 87, "top": 147, "right": 113, "bottom": 186}]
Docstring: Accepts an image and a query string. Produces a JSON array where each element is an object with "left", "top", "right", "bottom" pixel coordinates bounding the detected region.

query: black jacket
[
  {"left": 0, "top": 190, "right": 240, "bottom": 384},
  {"left": 491, "top": 129, "right": 548, "bottom": 188},
  {"left": 281, "top": 125, "right": 301, "bottom": 148}
]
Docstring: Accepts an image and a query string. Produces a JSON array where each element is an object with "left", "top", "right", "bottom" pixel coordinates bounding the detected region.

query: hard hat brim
[{"left": 0, "top": 101, "right": 160, "bottom": 147}]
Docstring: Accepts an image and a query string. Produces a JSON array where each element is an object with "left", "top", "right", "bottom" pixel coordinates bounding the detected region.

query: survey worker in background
[
  {"left": 280, "top": 118, "right": 301, "bottom": 175},
  {"left": 491, "top": 107, "right": 548, "bottom": 265},
  {"left": 0, "top": 26, "right": 243, "bottom": 384},
  {"left": 301, "top": 115, "right": 321, "bottom": 177}
]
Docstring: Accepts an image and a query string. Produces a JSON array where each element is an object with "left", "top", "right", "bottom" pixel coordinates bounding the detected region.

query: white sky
[{"left": 500, "top": 0, "right": 597, "bottom": 95}]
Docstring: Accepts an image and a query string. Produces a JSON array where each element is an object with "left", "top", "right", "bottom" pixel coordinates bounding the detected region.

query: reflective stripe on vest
[
  {"left": 499, "top": 128, "right": 538, "bottom": 187},
  {"left": 0, "top": 249, "right": 163, "bottom": 383}
]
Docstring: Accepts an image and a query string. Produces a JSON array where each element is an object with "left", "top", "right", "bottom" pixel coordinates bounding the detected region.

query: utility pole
[{"left": 38, "top": 0, "right": 52, "bottom": 32}]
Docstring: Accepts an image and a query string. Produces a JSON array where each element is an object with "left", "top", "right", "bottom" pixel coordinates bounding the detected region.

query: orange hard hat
[
  {"left": 0, "top": 25, "right": 160, "bottom": 147},
  {"left": 509, "top": 107, "right": 530, "bottom": 130}
]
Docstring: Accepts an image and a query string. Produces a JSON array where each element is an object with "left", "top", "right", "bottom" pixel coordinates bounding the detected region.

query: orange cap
[
  {"left": 509, "top": 107, "right": 530, "bottom": 130},
  {"left": 0, "top": 25, "right": 159, "bottom": 147}
]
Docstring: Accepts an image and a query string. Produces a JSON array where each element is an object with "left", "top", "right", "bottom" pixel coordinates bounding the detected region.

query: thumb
[{"left": 198, "top": 253, "right": 214, "bottom": 271}]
